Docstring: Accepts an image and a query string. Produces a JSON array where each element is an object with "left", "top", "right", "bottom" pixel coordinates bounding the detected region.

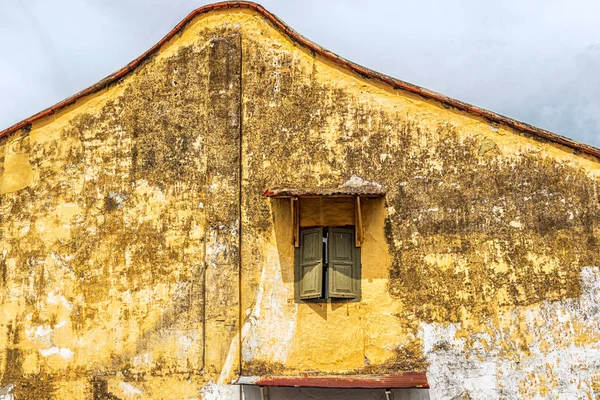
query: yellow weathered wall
[
  {"left": 1, "top": 6, "right": 600, "bottom": 400},
  {"left": 238, "top": 9, "right": 600, "bottom": 399},
  {"left": 0, "top": 11, "right": 244, "bottom": 400}
]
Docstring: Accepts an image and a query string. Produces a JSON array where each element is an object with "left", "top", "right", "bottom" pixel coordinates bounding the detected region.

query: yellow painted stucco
[{"left": 0, "top": 5, "right": 599, "bottom": 400}]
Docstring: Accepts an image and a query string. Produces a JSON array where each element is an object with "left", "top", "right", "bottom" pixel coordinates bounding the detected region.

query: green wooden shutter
[
  {"left": 328, "top": 227, "right": 360, "bottom": 299},
  {"left": 295, "top": 227, "right": 324, "bottom": 300}
]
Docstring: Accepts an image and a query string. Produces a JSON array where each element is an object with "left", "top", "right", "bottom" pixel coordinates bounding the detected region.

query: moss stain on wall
[{"left": 1, "top": 6, "right": 600, "bottom": 399}]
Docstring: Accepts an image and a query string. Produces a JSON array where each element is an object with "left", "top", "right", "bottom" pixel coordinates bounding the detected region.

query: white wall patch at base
[
  {"left": 200, "top": 382, "right": 240, "bottom": 400},
  {"left": 421, "top": 267, "right": 600, "bottom": 400}
]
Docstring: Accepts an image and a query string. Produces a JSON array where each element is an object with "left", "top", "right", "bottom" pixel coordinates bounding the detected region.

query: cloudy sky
[{"left": 2, "top": 0, "right": 600, "bottom": 145}]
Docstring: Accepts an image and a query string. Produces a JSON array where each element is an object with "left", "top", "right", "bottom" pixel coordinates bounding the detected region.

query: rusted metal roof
[
  {"left": 236, "top": 373, "right": 429, "bottom": 389},
  {"left": 262, "top": 187, "right": 385, "bottom": 198},
  {"left": 264, "top": 176, "right": 385, "bottom": 198},
  {"left": 1, "top": 1, "right": 599, "bottom": 161}
]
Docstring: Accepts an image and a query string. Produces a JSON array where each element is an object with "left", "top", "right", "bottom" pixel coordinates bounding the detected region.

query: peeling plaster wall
[
  {"left": 0, "top": 11, "right": 243, "bottom": 400},
  {"left": 422, "top": 267, "right": 600, "bottom": 399},
  {"left": 238, "top": 8, "right": 600, "bottom": 399},
  {"left": 1, "top": 6, "right": 600, "bottom": 400}
]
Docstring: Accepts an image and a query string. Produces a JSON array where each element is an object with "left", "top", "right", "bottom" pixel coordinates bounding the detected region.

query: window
[
  {"left": 263, "top": 184, "right": 384, "bottom": 302},
  {"left": 295, "top": 226, "right": 361, "bottom": 301}
]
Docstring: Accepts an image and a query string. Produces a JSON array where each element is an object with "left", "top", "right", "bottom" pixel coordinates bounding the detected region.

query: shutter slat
[
  {"left": 296, "top": 227, "right": 323, "bottom": 299},
  {"left": 328, "top": 227, "right": 359, "bottom": 299}
]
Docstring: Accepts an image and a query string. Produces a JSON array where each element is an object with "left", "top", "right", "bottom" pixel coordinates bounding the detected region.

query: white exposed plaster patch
[
  {"left": 219, "top": 263, "right": 269, "bottom": 384},
  {"left": 178, "top": 335, "right": 194, "bottom": 351},
  {"left": 35, "top": 221, "right": 46, "bottom": 233},
  {"left": 0, "top": 384, "right": 14, "bottom": 400},
  {"left": 20, "top": 221, "right": 30, "bottom": 235},
  {"left": 40, "top": 347, "right": 73, "bottom": 359},
  {"left": 107, "top": 191, "right": 129, "bottom": 209},
  {"left": 421, "top": 267, "right": 600, "bottom": 400},
  {"left": 133, "top": 352, "right": 152, "bottom": 368},
  {"left": 125, "top": 250, "right": 132, "bottom": 266},
  {"left": 46, "top": 291, "right": 73, "bottom": 309},
  {"left": 508, "top": 220, "right": 522, "bottom": 229},
  {"left": 241, "top": 252, "right": 297, "bottom": 367},
  {"left": 50, "top": 252, "right": 74, "bottom": 273},
  {"left": 26, "top": 325, "right": 52, "bottom": 340},
  {"left": 219, "top": 242, "right": 298, "bottom": 385},
  {"left": 206, "top": 227, "right": 231, "bottom": 267},
  {"left": 200, "top": 382, "right": 239, "bottom": 400},
  {"left": 119, "top": 382, "right": 143, "bottom": 397},
  {"left": 344, "top": 175, "right": 383, "bottom": 189},
  {"left": 219, "top": 329, "right": 242, "bottom": 384},
  {"left": 492, "top": 206, "right": 504, "bottom": 217}
]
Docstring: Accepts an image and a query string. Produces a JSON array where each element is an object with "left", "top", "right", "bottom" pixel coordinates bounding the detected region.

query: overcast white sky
[{"left": 2, "top": 0, "right": 600, "bottom": 145}]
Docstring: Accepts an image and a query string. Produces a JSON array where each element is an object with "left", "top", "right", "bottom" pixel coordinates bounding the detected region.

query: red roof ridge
[{"left": 1, "top": 1, "right": 599, "bottom": 159}]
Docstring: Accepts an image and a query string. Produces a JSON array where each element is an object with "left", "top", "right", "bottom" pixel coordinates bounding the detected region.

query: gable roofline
[{"left": 1, "top": 1, "right": 599, "bottom": 159}]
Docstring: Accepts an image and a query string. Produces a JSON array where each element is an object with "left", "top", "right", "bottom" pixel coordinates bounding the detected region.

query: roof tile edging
[{"left": 1, "top": 1, "right": 599, "bottom": 160}]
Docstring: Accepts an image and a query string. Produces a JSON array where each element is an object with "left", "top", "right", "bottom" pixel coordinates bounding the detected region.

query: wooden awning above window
[{"left": 263, "top": 179, "right": 384, "bottom": 248}]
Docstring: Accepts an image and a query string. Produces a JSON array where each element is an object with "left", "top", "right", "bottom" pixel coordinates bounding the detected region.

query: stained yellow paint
[
  {"left": 0, "top": 6, "right": 598, "bottom": 399},
  {"left": 0, "top": 134, "right": 33, "bottom": 195}
]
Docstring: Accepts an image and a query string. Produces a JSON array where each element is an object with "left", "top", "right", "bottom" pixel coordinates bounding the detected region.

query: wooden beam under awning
[
  {"left": 355, "top": 196, "right": 363, "bottom": 247},
  {"left": 290, "top": 197, "right": 299, "bottom": 247}
]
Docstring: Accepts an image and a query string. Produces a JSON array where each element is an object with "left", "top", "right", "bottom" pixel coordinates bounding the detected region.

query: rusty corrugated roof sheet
[
  {"left": 263, "top": 177, "right": 386, "bottom": 198},
  {"left": 236, "top": 373, "right": 429, "bottom": 389},
  {"left": 1, "top": 1, "right": 599, "bottom": 161},
  {"left": 263, "top": 187, "right": 385, "bottom": 198}
]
